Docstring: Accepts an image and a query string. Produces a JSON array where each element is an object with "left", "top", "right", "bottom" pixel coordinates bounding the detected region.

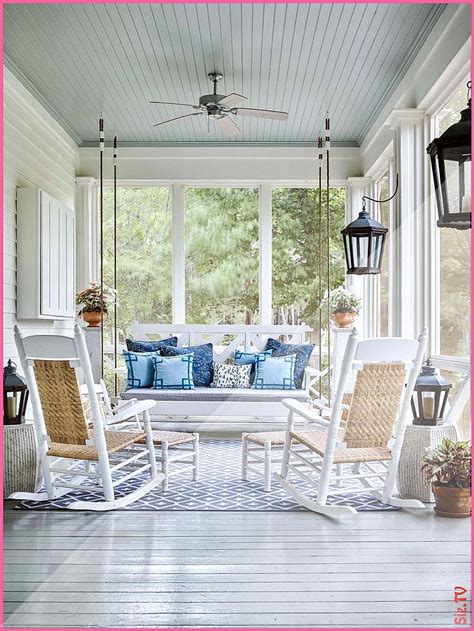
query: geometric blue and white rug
[{"left": 16, "top": 439, "right": 398, "bottom": 512}]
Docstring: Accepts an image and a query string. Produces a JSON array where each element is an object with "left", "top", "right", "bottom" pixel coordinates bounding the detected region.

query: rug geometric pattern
[{"left": 16, "top": 439, "right": 398, "bottom": 512}]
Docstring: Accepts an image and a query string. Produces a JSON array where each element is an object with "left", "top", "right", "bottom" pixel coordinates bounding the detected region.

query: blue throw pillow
[
  {"left": 152, "top": 354, "right": 194, "bottom": 390},
  {"left": 126, "top": 336, "right": 178, "bottom": 353},
  {"left": 234, "top": 349, "right": 272, "bottom": 367},
  {"left": 160, "top": 343, "right": 213, "bottom": 387},
  {"left": 235, "top": 349, "right": 272, "bottom": 384},
  {"left": 123, "top": 351, "right": 157, "bottom": 389},
  {"left": 264, "top": 338, "right": 315, "bottom": 389},
  {"left": 253, "top": 353, "right": 296, "bottom": 390}
]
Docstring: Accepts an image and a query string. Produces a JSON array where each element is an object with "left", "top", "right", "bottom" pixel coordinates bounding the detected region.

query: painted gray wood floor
[{"left": 3, "top": 508, "right": 471, "bottom": 628}]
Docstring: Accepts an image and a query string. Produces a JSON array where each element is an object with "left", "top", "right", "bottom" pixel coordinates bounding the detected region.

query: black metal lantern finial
[
  {"left": 341, "top": 175, "right": 398, "bottom": 275},
  {"left": 3, "top": 359, "right": 29, "bottom": 425},
  {"left": 411, "top": 359, "right": 452, "bottom": 426},
  {"left": 427, "top": 81, "right": 471, "bottom": 230}
]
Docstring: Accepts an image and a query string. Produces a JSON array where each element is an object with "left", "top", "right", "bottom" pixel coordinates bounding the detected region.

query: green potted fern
[{"left": 421, "top": 438, "right": 471, "bottom": 518}]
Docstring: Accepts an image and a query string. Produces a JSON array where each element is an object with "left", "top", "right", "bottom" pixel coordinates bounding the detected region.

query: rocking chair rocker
[
  {"left": 11, "top": 324, "right": 164, "bottom": 510},
  {"left": 276, "top": 327, "right": 428, "bottom": 516}
]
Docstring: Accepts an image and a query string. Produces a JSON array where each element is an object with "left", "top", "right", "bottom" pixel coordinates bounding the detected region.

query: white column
[
  {"left": 331, "top": 326, "right": 356, "bottom": 396},
  {"left": 259, "top": 184, "right": 272, "bottom": 324},
  {"left": 172, "top": 184, "right": 185, "bottom": 324},
  {"left": 75, "top": 177, "right": 98, "bottom": 292},
  {"left": 389, "top": 109, "right": 426, "bottom": 340},
  {"left": 345, "top": 177, "right": 372, "bottom": 340}
]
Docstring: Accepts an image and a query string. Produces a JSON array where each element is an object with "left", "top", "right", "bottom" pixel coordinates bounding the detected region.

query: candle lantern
[
  {"left": 341, "top": 175, "right": 398, "bottom": 275},
  {"left": 3, "top": 360, "right": 29, "bottom": 425},
  {"left": 426, "top": 81, "right": 471, "bottom": 230},
  {"left": 411, "top": 359, "right": 452, "bottom": 426}
]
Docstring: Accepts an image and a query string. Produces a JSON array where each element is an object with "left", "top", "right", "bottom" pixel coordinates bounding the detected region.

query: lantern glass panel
[{"left": 354, "top": 234, "right": 369, "bottom": 269}]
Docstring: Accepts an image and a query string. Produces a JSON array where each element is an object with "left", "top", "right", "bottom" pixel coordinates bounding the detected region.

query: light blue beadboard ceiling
[{"left": 4, "top": 2, "right": 445, "bottom": 146}]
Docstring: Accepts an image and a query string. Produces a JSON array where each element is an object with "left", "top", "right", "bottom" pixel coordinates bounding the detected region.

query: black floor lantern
[
  {"left": 411, "top": 359, "right": 452, "bottom": 426},
  {"left": 341, "top": 176, "right": 398, "bottom": 275},
  {"left": 426, "top": 81, "right": 471, "bottom": 230},
  {"left": 3, "top": 360, "right": 29, "bottom": 425}
]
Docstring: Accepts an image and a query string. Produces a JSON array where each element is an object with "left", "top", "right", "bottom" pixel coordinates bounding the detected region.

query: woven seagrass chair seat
[
  {"left": 244, "top": 431, "right": 286, "bottom": 446},
  {"left": 47, "top": 430, "right": 146, "bottom": 461},
  {"left": 137, "top": 430, "right": 197, "bottom": 447},
  {"left": 290, "top": 430, "right": 392, "bottom": 464}
]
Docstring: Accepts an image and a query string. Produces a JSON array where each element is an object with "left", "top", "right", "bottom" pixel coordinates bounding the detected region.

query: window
[
  {"left": 377, "top": 172, "right": 390, "bottom": 336},
  {"left": 184, "top": 187, "right": 259, "bottom": 324},
  {"left": 435, "top": 86, "right": 471, "bottom": 359},
  {"left": 272, "top": 187, "right": 346, "bottom": 342},
  {"left": 103, "top": 186, "right": 173, "bottom": 339}
]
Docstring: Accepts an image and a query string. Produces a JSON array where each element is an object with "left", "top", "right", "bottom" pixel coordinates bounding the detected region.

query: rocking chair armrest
[
  {"left": 105, "top": 399, "right": 156, "bottom": 424},
  {"left": 282, "top": 398, "right": 330, "bottom": 428}
]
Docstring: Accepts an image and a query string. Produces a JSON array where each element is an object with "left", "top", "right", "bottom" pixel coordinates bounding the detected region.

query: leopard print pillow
[{"left": 210, "top": 362, "right": 252, "bottom": 388}]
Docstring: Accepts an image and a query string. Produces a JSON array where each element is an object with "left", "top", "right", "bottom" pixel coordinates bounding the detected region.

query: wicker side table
[
  {"left": 3, "top": 423, "right": 41, "bottom": 498},
  {"left": 397, "top": 424, "right": 458, "bottom": 502}
]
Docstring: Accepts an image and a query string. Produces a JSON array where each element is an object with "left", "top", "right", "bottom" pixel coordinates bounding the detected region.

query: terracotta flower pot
[
  {"left": 433, "top": 484, "right": 471, "bottom": 518},
  {"left": 81, "top": 310, "right": 104, "bottom": 327},
  {"left": 331, "top": 312, "right": 357, "bottom": 328}
]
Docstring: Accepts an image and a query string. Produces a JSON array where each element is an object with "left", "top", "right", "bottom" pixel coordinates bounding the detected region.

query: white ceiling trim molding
[{"left": 78, "top": 145, "right": 362, "bottom": 184}]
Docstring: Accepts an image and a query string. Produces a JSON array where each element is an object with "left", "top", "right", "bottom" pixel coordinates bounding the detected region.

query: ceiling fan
[{"left": 150, "top": 72, "right": 288, "bottom": 136}]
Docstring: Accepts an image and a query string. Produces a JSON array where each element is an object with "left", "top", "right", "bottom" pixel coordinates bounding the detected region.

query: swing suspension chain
[
  {"left": 113, "top": 135, "right": 118, "bottom": 397},
  {"left": 325, "top": 113, "right": 331, "bottom": 402},
  {"left": 99, "top": 118, "right": 104, "bottom": 381}
]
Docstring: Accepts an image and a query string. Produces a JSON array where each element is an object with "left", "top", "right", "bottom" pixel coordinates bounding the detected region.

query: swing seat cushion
[
  {"left": 290, "top": 430, "right": 392, "bottom": 464},
  {"left": 122, "top": 386, "right": 310, "bottom": 403}
]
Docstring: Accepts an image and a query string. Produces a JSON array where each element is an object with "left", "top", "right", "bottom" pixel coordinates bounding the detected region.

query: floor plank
[{"left": 3, "top": 508, "right": 471, "bottom": 628}]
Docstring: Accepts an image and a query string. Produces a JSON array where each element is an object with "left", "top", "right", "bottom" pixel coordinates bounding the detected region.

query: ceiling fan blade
[
  {"left": 216, "top": 93, "right": 247, "bottom": 108},
  {"left": 154, "top": 112, "right": 202, "bottom": 127},
  {"left": 150, "top": 100, "right": 199, "bottom": 109},
  {"left": 215, "top": 114, "right": 240, "bottom": 136},
  {"left": 233, "top": 107, "right": 288, "bottom": 121}
]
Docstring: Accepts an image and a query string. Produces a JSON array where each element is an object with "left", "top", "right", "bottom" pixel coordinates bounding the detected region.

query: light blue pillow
[
  {"left": 253, "top": 353, "right": 297, "bottom": 390},
  {"left": 123, "top": 351, "right": 157, "bottom": 389},
  {"left": 234, "top": 349, "right": 272, "bottom": 366},
  {"left": 152, "top": 353, "right": 195, "bottom": 390}
]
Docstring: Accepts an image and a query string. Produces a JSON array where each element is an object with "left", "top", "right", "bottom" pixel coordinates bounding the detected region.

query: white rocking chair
[
  {"left": 276, "top": 327, "right": 428, "bottom": 516},
  {"left": 11, "top": 324, "right": 164, "bottom": 511}
]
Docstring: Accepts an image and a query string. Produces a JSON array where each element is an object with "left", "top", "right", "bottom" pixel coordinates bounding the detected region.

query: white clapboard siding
[{"left": 3, "top": 67, "right": 79, "bottom": 367}]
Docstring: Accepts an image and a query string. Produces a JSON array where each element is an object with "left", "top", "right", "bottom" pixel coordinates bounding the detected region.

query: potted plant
[
  {"left": 421, "top": 438, "right": 471, "bottom": 518},
  {"left": 76, "top": 283, "right": 116, "bottom": 327},
  {"left": 321, "top": 286, "right": 362, "bottom": 327}
]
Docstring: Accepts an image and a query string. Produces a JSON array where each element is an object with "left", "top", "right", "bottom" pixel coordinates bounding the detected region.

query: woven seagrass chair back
[
  {"left": 343, "top": 363, "right": 407, "bottom": 449},
  {"left": 33, "top": 360, "right": 90, "bottom": 445}
]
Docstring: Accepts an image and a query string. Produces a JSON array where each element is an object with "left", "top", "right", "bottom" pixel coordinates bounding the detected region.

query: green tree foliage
[
  {"left": 103, "top": 187, "right": 172, "bottom": 341},
  {"left": 185, "top": 188, "right": 259, "bottom": 324},
  {"left": 102, "top": 186, "right": 346, "bottom": 337},
  {"left": 272, "top": 187, "right": 346, "bottom": 333}
]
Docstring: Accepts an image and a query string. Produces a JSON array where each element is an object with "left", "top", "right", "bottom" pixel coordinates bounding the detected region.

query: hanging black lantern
[
  {"left": 3, "top": 360, "right": 29, "bottom": 425},
  {"left": 411, "top": 359, "right": 452, "bottom": 426},
  {"left": 341, "top": 175, "right": 397, "bottom": 275},
  {"left": 341, "top": 208, "right": 388, "bottom": 275},
  {"left": 426, "top": 81, "right": 471, "bottom": 230}
]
